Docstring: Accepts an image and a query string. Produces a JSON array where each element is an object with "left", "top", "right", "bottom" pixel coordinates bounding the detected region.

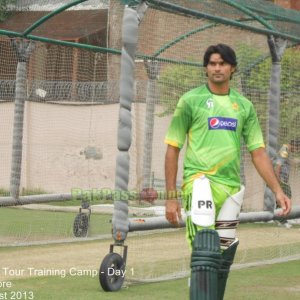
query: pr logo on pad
[{"left": 208, "top": 117, "right": 237, "bottom": 131}]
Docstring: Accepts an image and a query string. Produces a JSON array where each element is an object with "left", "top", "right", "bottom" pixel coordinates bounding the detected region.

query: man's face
[{"left": 205, "top": 53, "right": 236, "bottom": 85}]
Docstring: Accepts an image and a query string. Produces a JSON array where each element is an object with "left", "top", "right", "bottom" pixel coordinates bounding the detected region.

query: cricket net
[{"left": 0, "top": 0, "right": 300, "bottom": 284}]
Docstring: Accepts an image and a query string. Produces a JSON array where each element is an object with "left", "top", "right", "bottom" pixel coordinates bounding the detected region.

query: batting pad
[
  {"left": 216, "top": 185, "right": 245, "bottom": 248},
  {"left": 218, "top": 239, "right": 239, "bottom": 300},
  {"left": 190, "top": 229, "right": 221, "bottom": 300}
]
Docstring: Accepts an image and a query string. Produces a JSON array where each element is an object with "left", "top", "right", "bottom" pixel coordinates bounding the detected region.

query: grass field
[
  {"left": 1, "top": 260, "right": 300, "bottom": 300},
  {"left": 0, "top": 207, "right": 112, "bottom": 243},
  {"left": 1, "top": 206, "right": 300, "bottom": 299}
]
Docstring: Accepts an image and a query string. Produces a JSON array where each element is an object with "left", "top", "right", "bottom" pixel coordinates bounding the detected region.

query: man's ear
[{"left": 204, "top": 67, "right": 208, "bottom": 77}]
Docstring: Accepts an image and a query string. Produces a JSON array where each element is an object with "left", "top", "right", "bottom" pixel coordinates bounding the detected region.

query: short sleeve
[
  {"left": 164, "top": 97, "right": 192, "bottom": 149},
  {"left": 242, "top": 104, "right": 265, "bottom": 152}
]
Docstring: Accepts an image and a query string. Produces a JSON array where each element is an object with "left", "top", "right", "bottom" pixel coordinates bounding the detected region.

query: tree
[
  {"left": 0, "top": 0, "right": 16, "bottom": 22},
  {"left": 158, "top": 62, "right": 204, "bottom": 116}
]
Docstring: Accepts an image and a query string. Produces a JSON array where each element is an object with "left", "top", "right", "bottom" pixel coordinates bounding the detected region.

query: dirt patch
[
  {"left": 17, "top": 204, "right": 157, "bottom": 216},
  {"left": 286, "top": 286, "right": 300, "bottom": 292}
]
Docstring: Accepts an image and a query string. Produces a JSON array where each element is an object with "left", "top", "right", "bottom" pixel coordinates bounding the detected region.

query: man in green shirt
[{"left": 164, "top": 44, "right": 291, "bottom": 299}]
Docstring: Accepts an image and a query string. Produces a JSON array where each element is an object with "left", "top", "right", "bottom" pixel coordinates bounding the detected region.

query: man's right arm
[{"left": 165, "top": 144, "right": 182, "bottom": 225}]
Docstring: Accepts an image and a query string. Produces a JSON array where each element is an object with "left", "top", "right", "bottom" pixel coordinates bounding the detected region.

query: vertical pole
[
  {"left": 264, "top": 36, "right": 286, "bottom": 212},
  {"left": 71, "top": 39, "right": 79, "bottom": 100},
  {"left": 10, "top": 39, "right": 35, "bottom": 200},
  {"left": 112, "top": 2, "right": 148, "bottom": 243}
]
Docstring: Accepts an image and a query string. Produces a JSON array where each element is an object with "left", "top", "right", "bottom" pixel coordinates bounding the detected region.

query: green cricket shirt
[{"left": 165, "top": 84, "right": 265, "bottom": 193}]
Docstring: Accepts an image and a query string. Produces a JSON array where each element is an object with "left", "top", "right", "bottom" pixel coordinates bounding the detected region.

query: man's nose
[{"left": 214, "top": 64, "right": 221, "bottom": 71}]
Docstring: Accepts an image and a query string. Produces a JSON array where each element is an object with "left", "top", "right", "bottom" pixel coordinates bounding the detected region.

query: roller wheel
[
  {"left": 73, "top": 213, "right": 89, "bottom": 237},
  {"left": 99, "top": 253, "right": 125, "bottom": 291}
]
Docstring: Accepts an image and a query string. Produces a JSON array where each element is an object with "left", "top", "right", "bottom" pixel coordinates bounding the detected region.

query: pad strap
[{"left": 215, "top": 220, "right": 239, "bottom": 229}]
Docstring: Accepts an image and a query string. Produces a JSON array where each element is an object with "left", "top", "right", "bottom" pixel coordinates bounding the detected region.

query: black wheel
[
  {"left": 99, "top": 253, "right": 125, "bottom": 292},
  {"left": 73, "top": 213, "right": 89, "bottom": 237}
]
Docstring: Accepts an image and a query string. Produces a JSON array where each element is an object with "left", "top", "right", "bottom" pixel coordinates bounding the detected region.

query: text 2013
[{"left": 0, "top": 291, "right": 34, "bottom": 299}]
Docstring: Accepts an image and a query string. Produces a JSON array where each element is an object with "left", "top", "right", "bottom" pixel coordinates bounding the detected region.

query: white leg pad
[
  {"left": 216, "top": 185, "right": 245, "bottom": 248},
  {"left": 190, "top": 176, "right": 216, "bottom": 227}
]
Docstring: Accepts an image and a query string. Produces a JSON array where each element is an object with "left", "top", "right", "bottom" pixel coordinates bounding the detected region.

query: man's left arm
[{"left": 250, "top": 147, "right": 291, "bottom": 216}]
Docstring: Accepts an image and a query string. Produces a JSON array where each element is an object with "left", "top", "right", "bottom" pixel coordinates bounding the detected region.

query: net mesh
[{"left": 0, "top": 0, "right": 300, "bottom": 284}]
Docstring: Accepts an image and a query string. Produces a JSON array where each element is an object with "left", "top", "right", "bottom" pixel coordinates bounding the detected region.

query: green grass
[
  {"left": 0, "top": 187, "right": 10, "bottom": 196},
  {"left": 226, "top": 259, "right": 300, "bottom": 300},
  {"left": 0, "top": 207, "right": 300, "bottom": 299},
  {"left": 0, "top": 207, "right": 112, "bottom": 240},
  {"left": 236, "top": 241, "right": 300, "bottom": 264},
  {"left": 1, "top": 260, "right": 300, "bottom": 300}
]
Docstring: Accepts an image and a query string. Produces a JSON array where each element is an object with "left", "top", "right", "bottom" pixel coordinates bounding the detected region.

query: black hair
[{"left": 203, "top": 44, "right": 237, "bottom": 67}]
